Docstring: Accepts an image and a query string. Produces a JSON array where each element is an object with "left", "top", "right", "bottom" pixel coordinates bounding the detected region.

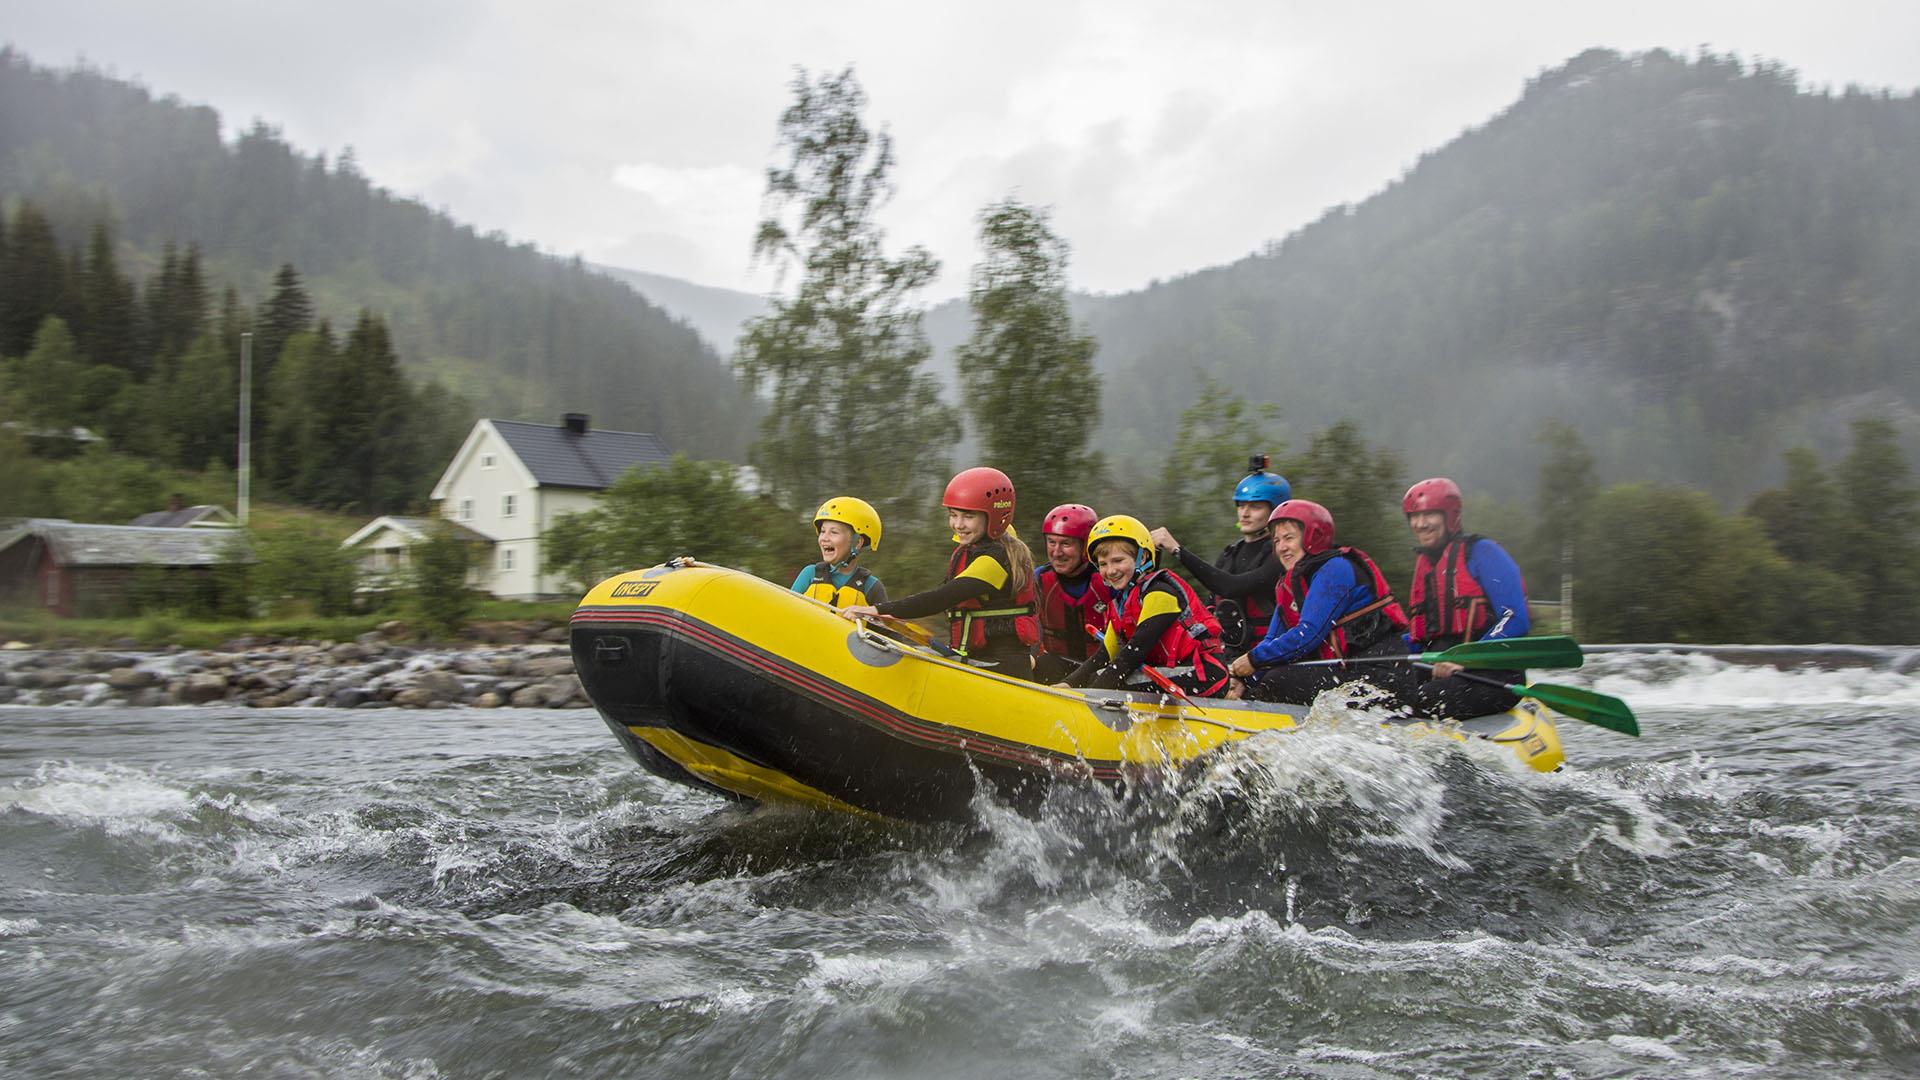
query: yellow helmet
[
  {"left": 1086, "top": 514, "right": 1153, "bottom": 569},
  {"left": 814, "top": 496, "right": 882, "bottom": 553}
]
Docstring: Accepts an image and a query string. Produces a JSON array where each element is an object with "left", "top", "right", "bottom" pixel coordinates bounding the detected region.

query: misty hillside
[
  {"left": 1071, "top": 49, "right": 1920, "bottom": 499},
  {"left": 0, "top": 48, "right": 753, "bottom": 458}
]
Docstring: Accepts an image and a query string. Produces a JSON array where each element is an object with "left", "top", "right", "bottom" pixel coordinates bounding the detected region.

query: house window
[
  {"left": 458, "top": 498, "right": 474, "bottom": 521},
  {"left": 500, "top": 547, "right": 516, "bottom": 572},
  {"left": 502, "top": 493, "right": 517, "bottom": 518},
  {"left": 481, "top": 453, "right": 496, "bottom": 469}
]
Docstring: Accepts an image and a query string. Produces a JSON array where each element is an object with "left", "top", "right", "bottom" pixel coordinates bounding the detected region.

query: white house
[
  {"left": 339, "top": 516, "right": 494, "bottom": 592},
  {"left": 427, "top": 414, "right": 673, "bottom": 600}
]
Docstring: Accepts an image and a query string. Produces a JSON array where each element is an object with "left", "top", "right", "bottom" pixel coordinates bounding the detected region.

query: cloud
[{"left": 8, "top": 0, "right": 1919, "bottom": 301}]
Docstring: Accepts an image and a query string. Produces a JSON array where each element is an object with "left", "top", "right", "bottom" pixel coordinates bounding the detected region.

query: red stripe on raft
[{"left": 572, "top": 607, "right": 1122, "bottom": 779}]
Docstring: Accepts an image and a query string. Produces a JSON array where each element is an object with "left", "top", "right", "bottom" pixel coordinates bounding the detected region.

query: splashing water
[{"left": 3, "top": 648, "right": 1918, "bottom": 1077}]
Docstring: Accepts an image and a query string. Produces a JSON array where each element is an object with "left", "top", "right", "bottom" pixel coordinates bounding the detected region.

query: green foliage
[
  {"left": 544, "top": 455, "right": 789, "bottom": 593},
  {"left": 0, "top": 52, "right": 749, "bottom": 458},
  {"left": 1284, "top": 419, "right": 1406, "bottom": 564},
  {"left": 1576, "top": 484, "right": 1792, "bottom": 642},
  {"left": 734, "top": 68, "right": 955, "bottom": 548},
  {"left": 249, "top": 525, "right": 359, "bottom": 617},
  {"left": 1532, "top": 420, "right": 1597, "bottom": 589},
  {"left": 125, "top": 551, "right": 252, "bottom": 621},
  {"left": 1150, "top": 374, "right": 1285, "bottom": 553},
  {"left": 1835, "top": 419, "right": 1920, "bottom": 642},
  {"left": 1738, "top": 420, "right": 1919, "bottom": 643},
  {"left": 1036, "top": 49, "right": 1920, "bottom": 500},
  {"left": 955, "top": 198, "right": 1102, "bottom": 520},
  {"left": 6, "top": 316, "right": 87, "bottom": 432},
  {"left": 408, "top": 525, "right": 479, "bottom": 638}
]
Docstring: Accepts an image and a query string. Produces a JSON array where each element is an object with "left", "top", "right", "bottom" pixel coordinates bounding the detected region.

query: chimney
[{"left": 563, "top": 413, "right": 589, "bottom": 435}]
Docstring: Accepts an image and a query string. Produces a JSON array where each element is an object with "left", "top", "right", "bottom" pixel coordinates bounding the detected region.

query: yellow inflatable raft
[{"left": 569, "top": 561, "right": 1564, "bottom": 823}]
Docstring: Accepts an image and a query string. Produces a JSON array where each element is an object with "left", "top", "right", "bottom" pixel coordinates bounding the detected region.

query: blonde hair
[{"left": 1001, "top": 527, "right": 1035, "bottom": 597}]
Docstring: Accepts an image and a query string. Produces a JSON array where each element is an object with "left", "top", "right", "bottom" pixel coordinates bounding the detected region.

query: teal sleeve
[{"left": 789, "top": 565, "right": 814, "bottom": 593}]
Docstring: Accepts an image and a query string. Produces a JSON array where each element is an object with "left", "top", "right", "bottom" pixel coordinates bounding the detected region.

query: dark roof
[
  {"left": 128, "top": 504, "right": 237, "bottom": 528},
  {"left": 491, "top": 419, "right": 673, "bottom": 490},
  {"left": 0, "top": 520, "right": 248, "bottom": 567}
]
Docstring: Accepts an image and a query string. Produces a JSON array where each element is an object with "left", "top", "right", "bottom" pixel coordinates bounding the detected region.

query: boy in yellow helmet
[{"left": 791, "top": 497, "right": 887, "bottom": 608}]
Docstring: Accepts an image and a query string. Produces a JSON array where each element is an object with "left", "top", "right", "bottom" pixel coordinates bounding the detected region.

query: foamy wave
[
  {"left": 1581, "top": 650, "right": 1920, "bottom": 709},
  {"left": 0, "top": 762, "right": 195, "bottom": 839}
]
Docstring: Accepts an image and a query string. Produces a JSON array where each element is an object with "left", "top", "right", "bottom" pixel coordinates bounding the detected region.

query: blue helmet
[{"left": 1233, "top": 471, "right": 1291, "bottom": 506}]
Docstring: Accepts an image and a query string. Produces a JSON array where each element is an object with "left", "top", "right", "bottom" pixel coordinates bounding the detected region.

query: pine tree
[
  {"left": 734, "top": 68, "right": 955, "bottom": 535},
  {"left": 254, "top": 263, "right": 314, "bottom": 382},
  {"left": 77, "top": 221, "right": 140, "bottom": 374},
  {"left": 156, "top": 333, "right": 238, "bottom": 470},
  {"left": 955, "top": 198, "right": 1101, "bottom": 521},
  {"left": 261, "top": 329, "right": 335, "bottom": 500},
  {"left": 0, "top": 203, "right": 65, "bottom": 358},
  {"left": 339, "top": 310, "right": 417, "bottom": 511}
]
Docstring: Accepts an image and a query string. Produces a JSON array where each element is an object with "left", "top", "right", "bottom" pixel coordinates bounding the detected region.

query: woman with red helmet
[
  {"left": 1227, "top": 499, "right": 1411, "bottom": 705},
  {"left": 1401, "top": 477, "right": 1532, "bottom": 718},
  {"left": 841, "top": 467, "right": 1040, "bottom": 677},
  {"left": 1031, "top": 503, "right": 1110, "bottom": 684}
]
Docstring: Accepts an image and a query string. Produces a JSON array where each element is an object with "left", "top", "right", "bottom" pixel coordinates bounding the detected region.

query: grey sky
[{"left": 9, "top": 2, "right": 1919, "bottom": 301}]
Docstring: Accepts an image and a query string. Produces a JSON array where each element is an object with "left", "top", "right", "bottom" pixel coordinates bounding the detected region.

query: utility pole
[{"left": 238, "top": 332, "right": 252, "bottom": 526}]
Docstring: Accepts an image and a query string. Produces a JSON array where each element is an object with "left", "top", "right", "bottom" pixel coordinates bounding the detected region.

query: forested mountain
[
  {"left": 0, "top": 49, "right": 751, "bottom": 458},
  {"left": 1071, "top": 49, "right": 1920, "bottom": 499}
]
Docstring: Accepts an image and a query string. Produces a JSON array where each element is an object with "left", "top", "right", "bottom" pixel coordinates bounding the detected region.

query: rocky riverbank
[{"left": 0, "top": 629, "right": 587, "bottom": 709}]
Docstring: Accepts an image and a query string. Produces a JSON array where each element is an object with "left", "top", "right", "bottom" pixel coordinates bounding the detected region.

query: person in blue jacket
[
  {"left": 1227, "top": 500, "right": 1410, "bottom": 705},
  {"left": 1401, "top": 477, "right": 1530, "bottom": 718}
]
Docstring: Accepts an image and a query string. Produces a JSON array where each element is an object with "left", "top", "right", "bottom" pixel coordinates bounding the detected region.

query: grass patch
[
  {"left": 0, "top": 596, "right": 579, "bottom": 650},
  {"left": 471, "top": 598, "right": 578, "bottom": 622},
  {"left": 0, "top": 612, "right": 390, "bottom": 649}
]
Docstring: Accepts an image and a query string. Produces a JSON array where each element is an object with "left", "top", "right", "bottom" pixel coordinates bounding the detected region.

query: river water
[{"left": 4, "top": 648, "right": 1918, "bottom": 1078}]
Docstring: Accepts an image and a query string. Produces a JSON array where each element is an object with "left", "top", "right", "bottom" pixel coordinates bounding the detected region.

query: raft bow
[{"left": 569, "top": 562, "right": 1564, "bottom": 823}]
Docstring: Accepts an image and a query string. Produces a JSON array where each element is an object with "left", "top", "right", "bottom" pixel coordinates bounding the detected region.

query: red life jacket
[
  {"left": 1106, "top": 569, "right": 1225, "bottom": 673},
  {"left": 947, "top": 542, "right": 1040, "bottom": 654},
  {"left": 1406, "top": 535, "right": 1511, "bottom": 645},
  {"left": 1034, "top": 564, "right": 1110, "bottom": 659},
  {"left": 1273, "top": 547, "right": 1411, "bottom": 662}
]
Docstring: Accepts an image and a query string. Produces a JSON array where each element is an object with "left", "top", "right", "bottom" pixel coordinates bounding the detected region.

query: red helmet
[
  {"left": 1402, "top": 477, "right": 1463, "bottom": 535},
  {"left": 1041, "top": 503, "right": 1098, "bottom": 541},
  {"left": 1268, "top": 499, "right": 1335, "bottom": 555},
  {"left": 944, "top": 467, "right": 1017, "bottom": 539}
]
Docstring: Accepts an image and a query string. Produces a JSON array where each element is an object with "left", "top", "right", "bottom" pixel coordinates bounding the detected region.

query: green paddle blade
[
  {"left": 1511, "top": 681, "right": 1639, "bottom": 736},
  {"left": 1423, "top": 635, "right": 1585, "bottom": 671}
]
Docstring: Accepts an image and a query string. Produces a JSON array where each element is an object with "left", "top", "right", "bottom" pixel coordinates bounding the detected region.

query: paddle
[
  {"left": 1289, "top": 635, "right": 1584, "bottom": 671},
  {"left": 1141, "top": 663, "right": 1197, "bottom": 706},
  {"left": 1431, "top": 666, "right": 1639, "bottom": 736},
  {"left": 867, "top": 613, "right": 932, "bottom": 647}
]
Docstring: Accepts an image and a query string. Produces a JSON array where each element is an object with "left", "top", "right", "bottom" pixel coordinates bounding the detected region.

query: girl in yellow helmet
[{"left": 791, "top": 497, "right": 887, "bottom": 608}]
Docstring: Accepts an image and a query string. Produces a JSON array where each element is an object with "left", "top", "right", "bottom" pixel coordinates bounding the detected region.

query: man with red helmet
[
  {"left": 841, "top": 467, "right": 1039, "bottom": 677},
  {"left": 1227, "top": 499, "right": 1410, "bottom": 705},
  {"left": 1031, "top": 503, "right": 1111, "bottom": 684},
  {"left": 1401, "top": 477, "right": 1532, "bottom": 718}
]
